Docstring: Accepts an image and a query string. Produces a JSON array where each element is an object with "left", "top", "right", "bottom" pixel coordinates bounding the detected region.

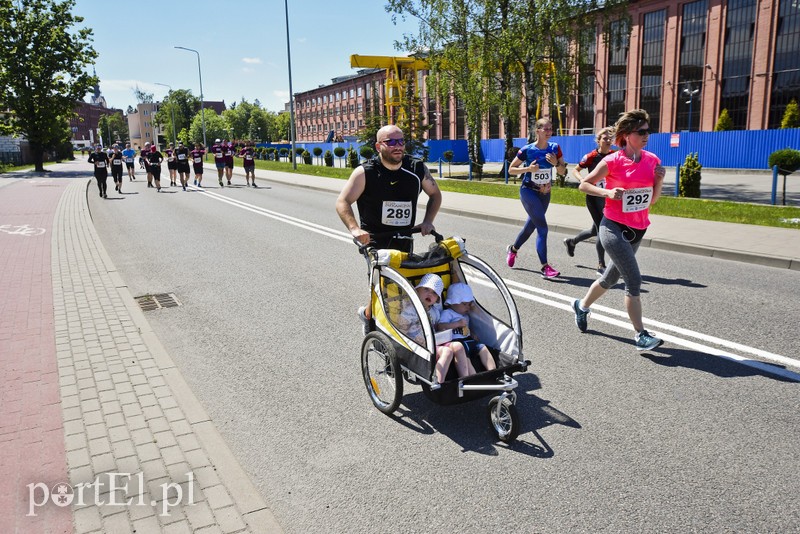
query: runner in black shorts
[
  {"left": 110, "top": 144, "right": 124, "bottom": 193},
  {"left": 175, "top": 141, "right": 191, "bottom": 191},
  {"left": 191, "top": 143, "right": 205, "bottom": 187},
  {"left": 224, "top": 141, "right": 235, "bottom": 185},
  {"left": 122, "top": 143, "right": 136, "bottom": 181},
  {"left": 165, "top": 143, "right": 177, "bottom": 186},
  {"left": 210, "top": 139, "right": 225, "bottom": 187}
]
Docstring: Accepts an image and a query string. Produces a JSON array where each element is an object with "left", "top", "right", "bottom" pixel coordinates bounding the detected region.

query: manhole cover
[{"left": 135, "top": 293, "right": 181, "bottom": 311}]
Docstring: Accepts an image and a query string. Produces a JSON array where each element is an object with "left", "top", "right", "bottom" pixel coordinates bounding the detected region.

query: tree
[
  {"left": 133, "top": 85, "right": 154, "bottom": 104},
  {"left": 275, "top": 112, "right": 292, "bottom": 141},
  {"left": 0, "top": 0, "right": 98, "bottom": 171},
  {"left": 714, "top": 108, "right": 733, "bottom": 131},
  {"left": 781, "top": 98, "right": 800, "bottom": 129},
  {"left": 188, "top": 109, "right": 228, "bottom": 145},
  {"left": 154, "top": 89, "right": 200, "bottom": 145},
  {"left": 97, "top": 112, "right": 128, "bottom": 145}
]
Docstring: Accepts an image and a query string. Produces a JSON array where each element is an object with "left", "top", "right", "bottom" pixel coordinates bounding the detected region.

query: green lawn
[{"left": 263, "top": 159, "right": 800, "bottom": 230}]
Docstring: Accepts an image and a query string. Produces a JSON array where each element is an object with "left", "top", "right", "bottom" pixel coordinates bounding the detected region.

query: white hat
[
  {"left": 215, "top": 138, "right": 221, "bottom": 143},
  {"left": 415, "top": 273, "right": 444, "bottom": 300},
  {"left": 445, "top": 283, "right": 474, "bottom": 306}
]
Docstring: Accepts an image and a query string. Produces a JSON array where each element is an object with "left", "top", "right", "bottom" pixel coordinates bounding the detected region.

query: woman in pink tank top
[{"left": 570, "top": 109, "right": 667, "bottom": 352}]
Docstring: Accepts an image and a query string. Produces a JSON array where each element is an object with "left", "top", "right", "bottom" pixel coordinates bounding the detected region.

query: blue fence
[
  {"left": 427, "top": 129, "right": 800, "bottom": 170},
  {"left": 259, "top": 129, "right": 800, "bottom": 169}
]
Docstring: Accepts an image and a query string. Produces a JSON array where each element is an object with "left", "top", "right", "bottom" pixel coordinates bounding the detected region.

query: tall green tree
[
  {"left": 154, "top": 89, "right": 200, "bottom": 145},
  {"left": 0, "top": 0, "right": 98, "bottom": 171},
  {"left": 188, "top": 109, "right": 228, "bottom": 146},
  {"left": 97, "top": 112, "right": 128, "bottom": 145}
]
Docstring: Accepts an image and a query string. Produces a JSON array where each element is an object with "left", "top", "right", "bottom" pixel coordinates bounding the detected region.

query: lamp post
[
  {"left": 174, "top": 46, "right": 206, "bottom": 151},
  {"left": 683, "top": 85, "right": 700, "bottom": 132},
  {"left": 154, "top": 82, "right": 177, "bottom": 145},
  {"left": 284, "top": 0, "right": 297, "bottom": 170}
]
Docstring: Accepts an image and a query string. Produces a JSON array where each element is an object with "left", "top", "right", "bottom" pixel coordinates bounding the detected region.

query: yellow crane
[{"left": 350, "top": 55, "right": 430, "bottom": 124}]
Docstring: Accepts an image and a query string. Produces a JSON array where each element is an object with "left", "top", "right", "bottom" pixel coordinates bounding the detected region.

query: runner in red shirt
[
  {"left": 224, "top": 141, "right": 235, "bottom": 186},
  {"left": 240, "top": 141, "right": 257, "bottom": 187},
  {"left": 191, "top": 143, "right": 206, "bottom": 187},
  {"left": 210, "top": 139, "right": 225, "bottom": 187}
]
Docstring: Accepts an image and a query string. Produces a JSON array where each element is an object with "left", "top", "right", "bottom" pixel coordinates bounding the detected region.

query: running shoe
[
  {"left": 635, "top": 330, "right": 664, "bottom": 351},
  {"left": 572, "top": 299, "right": 589, "bottom": 332},
  {"left": 194, "top": 179, "right": 197, "bottom": 186},
  {"left": 357, "top": 306, "right": 370, "bottom": 336},
  {"left": 252, "top": 182, "right": 258, "bottom": 188},
  {"left": 183, "top": 185, "right": 186, "bottom": 191},
  {"left": 219, "top": 180, "right": 224, "bottom": 187},
  {"left": 506, "top": 245, "right": 517, "bottom": 267},
  {"left": 597, "top": 263, "right": 607, "bottom": 275},
  {"left": 541, "top": 264, "right": 560, "bottom": 279},
  {"left": 563, "top": 238, "right": 575, "bottom": 257}
]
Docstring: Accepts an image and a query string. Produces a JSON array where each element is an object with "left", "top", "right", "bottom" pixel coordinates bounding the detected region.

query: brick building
[
  {"left": 69, "top": 82, "right": 123, "bottom": 148},
  {"left": 292, "top": 0, "right": 799, "bottom": 139}
]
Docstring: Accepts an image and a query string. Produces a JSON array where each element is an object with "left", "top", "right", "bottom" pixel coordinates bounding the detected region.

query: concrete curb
[{"left": 81, "top": 178, "right": 283, "bottom": 534}]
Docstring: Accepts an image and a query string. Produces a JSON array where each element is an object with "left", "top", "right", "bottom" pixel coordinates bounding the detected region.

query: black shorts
[
  {"left": 177, "top": 164, "right": 190, "bottom": 174},
  {"left": 125, "top": 162, "right": 134, "bottom": 169},
  {"left": 224, "top": 161, "right": 234, "bottom": 169},
  {"left": 111, "top": 166, "right": 123, "bottom": 180},
  {"left": 193, "top": 165, "right": 203, "bottom": 175},
  {"left": 167, "top": 161, "right": 177, "bottom": 170}
]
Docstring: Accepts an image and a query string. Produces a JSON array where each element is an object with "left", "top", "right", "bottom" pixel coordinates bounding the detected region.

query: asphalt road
[{"left": 89, "top": 172, "right": 800, "bottom": 533}]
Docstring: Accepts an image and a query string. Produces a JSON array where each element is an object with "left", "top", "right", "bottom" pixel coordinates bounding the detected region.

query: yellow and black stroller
[{"left": 359, "top": 230, "right": 530, "bottom": 443}]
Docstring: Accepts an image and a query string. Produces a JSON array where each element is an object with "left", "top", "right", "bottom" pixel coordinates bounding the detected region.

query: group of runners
[
  {"left": 88, "top": 139, "right": 260, "bottom": 195},
  {"left": 338, "top": 110, "right": 666, "bottom": 353}
]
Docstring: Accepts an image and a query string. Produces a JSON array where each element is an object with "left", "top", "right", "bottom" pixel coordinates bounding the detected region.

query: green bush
[
  {"left": 347, "top": 147, "right": 359, "bottom": 168},
  {"left": 333, "top": 146, "right": 346, "bottom": 167},
  {"left": 768, "top": 147, "right": 800, "bottom": 205},
  {"left": 302, "top": 150, "right": 312, "bottom": 165},
  {"left": 359, "top": 146, "right": 374, "bottom": 160},
  {"left": 324, "top": 150, "right": 334, "bottom": 167},
  {"left": 781, "top": 98, "right": 800, "bottom": 129},
  {"left": 679, "top": 152, "right": 702, "bottom": 198},
  {"left": 295, "top": 147, "right": 304, "bottom": 156},
  {"left": 278, "top": 148, "right": 288, "bottom": 161},
  {"left": 312, "top": 146, "right": 323, "bottom": 164},
  {"left": 442, "top": 150, "right": 454, "bottom": 177},
  {"left": 768, "top": 148, "right": 800, "bottom": 175},
  {"left": 714, "top": 109, "right": 734, "bottom": 131}
]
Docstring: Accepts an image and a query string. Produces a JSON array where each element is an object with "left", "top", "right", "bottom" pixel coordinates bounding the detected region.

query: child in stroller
[{"left": 436, "top": 282, "right": 497, "bottom": 375}]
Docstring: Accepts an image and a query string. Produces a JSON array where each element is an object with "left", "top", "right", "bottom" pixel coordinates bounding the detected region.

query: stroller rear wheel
[
  {"left": 488, "top": 396, "right": 520, "bottom": 443},
  {"left": 361, "top": 332, "right": 403, "bottom": 414}
]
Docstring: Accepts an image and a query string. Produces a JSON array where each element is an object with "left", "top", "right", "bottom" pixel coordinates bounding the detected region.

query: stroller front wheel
[
  {"left": 488, "top": 396, "right": 520, "bottom": 443},
  {"left": 361, "top": 332, "right": 403, "bottom": 414}
]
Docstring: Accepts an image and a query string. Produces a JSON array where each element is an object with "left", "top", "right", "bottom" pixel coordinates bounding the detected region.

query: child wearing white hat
[
  {"left": 436, "top": 283, "right": 497, "bottom": 374},
  {"left": 397, "top": 274, "right": 468, "bottom": 389}
]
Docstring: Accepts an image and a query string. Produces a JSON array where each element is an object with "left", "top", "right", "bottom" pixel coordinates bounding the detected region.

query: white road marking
[{"left": 191, "top": 186, "right": 800, "bottom": 381}]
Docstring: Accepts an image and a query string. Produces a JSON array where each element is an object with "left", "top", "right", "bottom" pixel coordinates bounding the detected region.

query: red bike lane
[{"left": 0, "top": 178, "right": 73, "bottom": 533}]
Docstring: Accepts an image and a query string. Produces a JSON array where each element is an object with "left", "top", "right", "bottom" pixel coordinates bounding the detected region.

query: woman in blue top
[{"left": 506, "top": 118, "right": 567, "bottom": 279}]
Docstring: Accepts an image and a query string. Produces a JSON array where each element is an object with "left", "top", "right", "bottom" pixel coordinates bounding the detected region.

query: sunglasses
[
  {"left": 634, "top": 128, "right": 651, "bottom": 136},
  {"left": 380, "top": 138, "right": 405, "bottom": 146}
]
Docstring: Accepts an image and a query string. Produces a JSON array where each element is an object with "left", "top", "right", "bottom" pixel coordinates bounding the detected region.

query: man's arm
[
  {"left": 419, "top": 165, "right": 441, "bottom": 235},
  {"left": 335, "top": 166, "right": 370, "bottom": 245}
]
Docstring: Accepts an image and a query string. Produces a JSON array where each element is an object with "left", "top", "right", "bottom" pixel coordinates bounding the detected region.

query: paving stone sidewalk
[{"left": 48, "top": 178, "right": 281, "bottom": 533}]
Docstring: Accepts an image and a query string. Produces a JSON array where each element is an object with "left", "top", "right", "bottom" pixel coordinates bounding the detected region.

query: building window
[
  {"left": 440, "top": 98, "right": 450, "bottom": 140},
  {"left": 357, "top": 103, "right": 363, "bottom": 112},
  {"left": 720, "top": 0, "right": 756, "bottom": 129},
  {"left": 677, "top": 0, "right": 708, "bottom": 131},
  {"left": 640, "top": 9, "right": 666, "bottom": 132},
  {"left": 349, "top": 89, "right": 354, "bottom": 98},
  {"left": 357, "top": 86, "right": 363, "bottom": 97},
  {"left": 427, "top": 95, "right": 438, "bottom": 140},
  {"left": 455, "top": 97, "right": 466, "bottom": 139},
  {"left": 577, "top": 30, "right": 597, "bottom": 132},
  {"left": 770, "top": 0, "right": 800, "bottom": 128},
  {"left": 606, "top": 19, "right": 629, "bottom": 123}
]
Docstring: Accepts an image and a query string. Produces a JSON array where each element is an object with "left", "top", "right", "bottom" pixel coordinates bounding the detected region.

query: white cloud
[
  {"left": 241, "top": 57, "right": 262, "bottom": 64},
  {"left": 273, "top": 90, "right": 289, "bottom": 99}
]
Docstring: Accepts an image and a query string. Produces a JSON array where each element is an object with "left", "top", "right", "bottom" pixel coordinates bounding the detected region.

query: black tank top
[{"left": 356, "top": 155, "right": 425, "bottom": 235}]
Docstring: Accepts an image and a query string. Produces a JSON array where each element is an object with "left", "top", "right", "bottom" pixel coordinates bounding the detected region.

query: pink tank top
[{"left": 602, "top": 150, "right": 660, "bottom": 230}]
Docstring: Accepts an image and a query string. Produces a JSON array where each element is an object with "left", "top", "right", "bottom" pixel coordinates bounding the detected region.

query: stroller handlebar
[{"left": 355, "top": 227, "right": 444, "bottom": 254}]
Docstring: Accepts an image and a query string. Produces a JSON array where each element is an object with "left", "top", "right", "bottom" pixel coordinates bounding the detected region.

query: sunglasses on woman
[{"left": 634, "top": 128, "right": 651, "bottom": 136}]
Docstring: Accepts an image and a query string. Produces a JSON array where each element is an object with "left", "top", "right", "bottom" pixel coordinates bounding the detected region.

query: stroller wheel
[
  {"left": 488, "top": 397, "right": 520, "bottom": 443},
  {"left": 361, "top": 332, "right": 403, "bottom": 414}
]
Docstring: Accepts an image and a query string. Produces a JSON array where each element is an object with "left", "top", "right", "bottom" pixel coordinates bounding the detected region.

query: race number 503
[
  {"left": 622, "top": 187, "right": 653, "bottom": 213},
  {"left": 381, "top": 201, "right": 412, "bottom": 226}
]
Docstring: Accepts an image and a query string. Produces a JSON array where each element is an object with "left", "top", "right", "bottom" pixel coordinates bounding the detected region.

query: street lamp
[
  {"left": 683, "top": 85, "right": 700, "bottom": 132},
  {"left": 174, "top": 46, "right": 206, "bottom": 151},
  {"left": 284, "top": 0, "right": 297, "bottom": 170},
  {"left": 154, "top": 82, "right": 177, "bottom": 145}
]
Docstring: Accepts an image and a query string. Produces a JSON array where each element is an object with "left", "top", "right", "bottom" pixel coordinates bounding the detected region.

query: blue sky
[{"left": 72, "top": 0, "right": 419, "bottom": 113}]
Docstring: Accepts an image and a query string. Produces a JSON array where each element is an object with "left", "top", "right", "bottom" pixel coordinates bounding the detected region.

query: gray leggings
[{"left": 597, "top": 217, "right": 647, "bottom": 297}]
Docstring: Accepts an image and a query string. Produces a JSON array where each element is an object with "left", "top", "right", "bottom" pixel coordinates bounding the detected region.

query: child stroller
[{"left": 359, "top": 230, "right": 530, "bottom": 443}]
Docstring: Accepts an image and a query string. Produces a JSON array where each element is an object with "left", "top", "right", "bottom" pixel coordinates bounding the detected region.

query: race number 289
[{"left": 381, "top": 201, "right": 412, "bottom": 226}]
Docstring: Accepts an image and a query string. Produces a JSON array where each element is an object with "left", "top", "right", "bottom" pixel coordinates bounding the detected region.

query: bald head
[{"left": 376, "top": 125, "right": 402, "bottom": 142}]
